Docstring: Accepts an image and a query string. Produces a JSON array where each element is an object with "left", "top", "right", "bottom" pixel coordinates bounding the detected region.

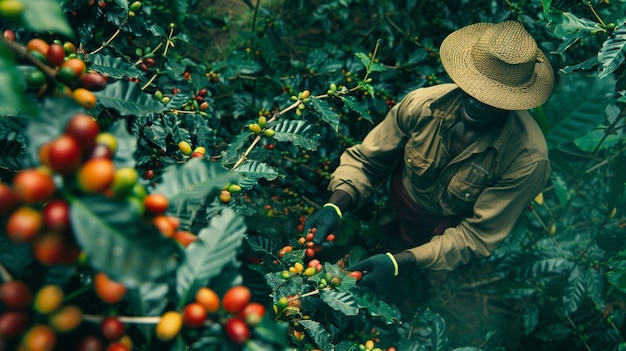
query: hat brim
[{"left": 440, "top": 22, "right": 554, "bottom": 110}]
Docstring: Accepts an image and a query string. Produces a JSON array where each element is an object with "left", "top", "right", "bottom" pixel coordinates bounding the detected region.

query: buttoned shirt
[{"left": 329, "top": 83, "right": 550, "bottom": 271}]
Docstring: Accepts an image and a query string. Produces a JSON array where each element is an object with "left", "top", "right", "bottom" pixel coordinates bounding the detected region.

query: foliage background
[{"left": 0, "top": 0, "right": 625, "bottom": 350}]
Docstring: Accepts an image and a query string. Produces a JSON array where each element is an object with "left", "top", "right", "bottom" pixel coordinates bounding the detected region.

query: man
[{"left": 304, "top": 20, "right": 554, "bottom": 292}]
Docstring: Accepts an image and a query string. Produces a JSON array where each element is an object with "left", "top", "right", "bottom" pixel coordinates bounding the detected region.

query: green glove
[{"left": 346, "top": 252, "right": 416, "bottom": 292}]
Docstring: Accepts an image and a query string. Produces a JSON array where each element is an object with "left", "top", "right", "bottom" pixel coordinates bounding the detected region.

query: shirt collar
[{"left": 428, "top": 86, "right": 513, "bottom": 154}]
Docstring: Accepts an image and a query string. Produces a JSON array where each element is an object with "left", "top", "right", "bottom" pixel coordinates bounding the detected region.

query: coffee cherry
[
  {"left": 219, "top": 190, "right": 231, "bottom": 203},
  {"left": 111, "top": 168, "right": 138, "bottom": 196},
  {"left": 0, "top": 0, "right": 24, "bottom": 20},
  {"left": 155, "top": 311, "right": 182, "bottom": 341},
  {"left": 22, "top": 324, "right": 57, "bottom": 351},
  {"left": 77, "top": 158, "right": 115, "bottom": 194},
  {"left": 42, "top": 199, "right": 70, "bottom": 232},
  {"left": 76, "top": 335, "right": 104, "bottom": 351},
  {"left": 61, "top": 58, "right": 86, "bottom": 77},
  {"left": 48, "top": 305, "right": 83, "bottom": 332},
  {"left": 48, "top": 135, "right": 82, "bottom": 175},
  {"left": 73, "top": 88, "right": 97, "bottom": 109},
  {"left": 46, "top": 43, "right": 66, "bottom": 67},
  {"left": 195, "top": 287, "right": 220, "bottom": 313},
  {"left": 0, "top": 280, "right": 33, "bottom": 309},
  {"left": 93, "top": 273, "right": 126, "bottom": 304},
  {"left": 6, "top": 205, "right": 42, "bottom": 243},
  {"left": 32, "top": 231, "right": 71, "bottom": 265},
  {"left": 173, "top": 230, "right": 199, "bottom": 247},
  {"left": 348, "top": 271, "right": 363, "bottom": 281},
  {"left": 178, "top": 141, "right": 192, "bottom": 155},
  {"left": 79, "top": 72, "right": 108, "bottom": 91},
  {"left": 100, "top": 316, "right": 125, "bottom": 341},
  {"left": 96, "top": 132, "right": 118, "bottom": 153},
  {"left": 240, "top": 302, "right": 266, "bottom": 327},
  {"left": 182, "top": 302, "right": 207, "bottom": 328},
  {"left": 13, "top": 168, "right": 56, "bottom": 204},
  {"left": 26, "top": 70, "right": 47, "bottom": 89},
  {"left": 27, "top": 38, "right": 49, "bottom": 56},
  {"left": 222, "top": 286, "right": 251, "bottom": 314},
  {"left": 248, "top": 123, "right": 262, "bottom": 134},
  {"left": 0, "top": 182, "right": 19, "bottom": 215},
  {"left": 65, "top": 113, "right": 100, "bottom": 151},
  {"left": 143, "top": 193, "right": 169, "bottom": 215},
  {"left": 0, "top": 310, "right": 30, "bottom": 338},
  {"left": 106, "top": 342, "right": 130, "bottom": 351},
  {"left": 224, "top": 317, "right": 250, "bottom": 345},
  {"left": 33, "top": 284, "right": 64, "bottom": 315}
]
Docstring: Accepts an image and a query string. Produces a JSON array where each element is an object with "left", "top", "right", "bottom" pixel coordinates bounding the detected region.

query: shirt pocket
[
  {"left": 444, "top": 162, "right": 491, "bottom": 215},
  {"left": 403, "top": 142, "right": 432, "bottom": 177}
]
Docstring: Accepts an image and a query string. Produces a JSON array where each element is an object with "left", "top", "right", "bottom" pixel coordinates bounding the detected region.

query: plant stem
[
  {"left": 89, "top": 16, "right": 130, "bottom": 55},
  {"left": 0, "top": 261, "right": 13, "bottom": 282},
  {"left": 83, "top": 313, "right": 217, "bottom": 326},
  {"left": 585, "top": 0, "right": 606, "bottom": 27}
]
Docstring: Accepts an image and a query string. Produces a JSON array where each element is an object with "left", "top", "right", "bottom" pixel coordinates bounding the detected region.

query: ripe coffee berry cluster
[
  {"left": 20, "top": 37, "right": 108, "bottom": 109},
  {"left": 298, "top": 227, "right": 335, "bottom": 258},
  {"left": 143, "top": 192, "right": 199, "bottom": 247},
  {"left": 154, "top": 285, "right": 266, "bottom": 345},
  {"left": 0, "top": 281, "right": 89, "bottom": 350}
]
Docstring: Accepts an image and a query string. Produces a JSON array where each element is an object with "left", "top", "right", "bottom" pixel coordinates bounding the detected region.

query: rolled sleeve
[
  {"left": 329, "top": 100, "right": 411, "bottom": 208},
  {"left": 409, "top": 158, "right": 550, "bottom": 271}
]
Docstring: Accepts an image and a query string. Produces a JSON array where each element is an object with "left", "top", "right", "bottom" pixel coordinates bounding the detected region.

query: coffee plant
[{"left": 0, "top": 0, "right": 624, "bottom": 350}]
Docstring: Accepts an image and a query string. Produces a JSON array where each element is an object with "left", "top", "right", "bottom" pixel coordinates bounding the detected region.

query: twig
[
  {"left": 89, "top": 16, "right": 130, "bottom": 55},
  {"left": 83, "top": 313, "right": 216, "bottom": 326},
  {"left": 0, "top": 261, "right": 13, "bottom": 282}
]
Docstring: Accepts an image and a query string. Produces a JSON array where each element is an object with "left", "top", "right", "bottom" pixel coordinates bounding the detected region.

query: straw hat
[{"left": 440, "top": 20, "right": 554, "bottom": 110}]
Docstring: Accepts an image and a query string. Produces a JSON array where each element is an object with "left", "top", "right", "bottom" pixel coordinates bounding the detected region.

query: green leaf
[
  {"left": 598, "top": 25, "right": 626, "bottom": 78},
  {"left": 176, "top": 208, "right": 246, "bottom": 305},
  {"left": 154, "top": 158, "right": 241, "bottom": 226},
  {"left": 108, "top": 121, "right": 137, "bottom": 169},
  {"left": 233, "top": 160, "right": 280, "bottom": 182},
  {"left": 0, "top": 48, "right": 33, "bottom": 116},
  {"left": 69, "top": 195, "right": 181, "bottom": 287},
  {"left": 534, "top": 323, "right": 572, "bottom": 342},
  {"left": 494, "top": 251, "right": 574, "bottom": 279},
  {"left": 341, "top": 96, "right": 373, "bottom": 123},
  {"left": 22, "top": 0, "right": 73, "bottom": 37},
  {"left": 319, "top": 290, "right": 359, "bottom": 316},
  {"left": 94, "top": 80, "right": 167, "bottom": 116},
  {"left": 551, "top": 172, "right": 570, "bottom": 208},
  {"left": 546, "top": 11, "right": 597, "bottom": 53},
  {"left": 562, "top": 265, "right": 604, "bottom": 316},
  {"left": 545, "top": 73, "right": 615, "bottom": 148},
  {"left": 335, "top": 341, "right": 360, "bottom": 351},
  {"left": 415, "top": 308, "right": 448, "bottom": 351},
  {"left": 306, "top": 98, "right": 339, "bottom": 132},
  {"left": 272, "top": 119, "right": 321, "bottom": 150},
  {"left": 562, "top": 265, "right": 586, "bottom": 315},
  {"left": 89, "top": 55, "right": 142, "bottom": 79},
  {"left": 298, "top": 320, "right": 334, "bottom": 351},
  {"left": 350, "top": 288, "right": 397, "bottom": 324},
  {"left": 355, "top": 52, "right": 387, "bottom": 73}
]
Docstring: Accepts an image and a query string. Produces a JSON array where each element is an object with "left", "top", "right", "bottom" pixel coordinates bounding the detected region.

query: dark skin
[{"left": 448, "top": 94, "right": 509, "bottom": 158}]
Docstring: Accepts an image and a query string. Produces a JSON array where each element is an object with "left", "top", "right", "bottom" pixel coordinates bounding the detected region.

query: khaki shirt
[{"left": 329, "top": 83, "right": 550, "bottom": 271}]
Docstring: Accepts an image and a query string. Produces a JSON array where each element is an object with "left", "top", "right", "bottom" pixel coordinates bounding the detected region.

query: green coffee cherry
[
  {"left": 130, "top": 1, "right": 142, "bottom": 11},
  {"left": 258, "top": 116, "right": 267, "bottom": 128},
  {"left": 249, "top": 123, "right": 262, "bottom": 134}
]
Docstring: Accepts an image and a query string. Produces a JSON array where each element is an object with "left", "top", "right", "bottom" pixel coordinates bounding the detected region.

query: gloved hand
[
  {"left": 303, "top": 204, "right": 341, "bottom": 245},
  {"left": 346, "top": 252, "right": 416, "bottom": 292}
]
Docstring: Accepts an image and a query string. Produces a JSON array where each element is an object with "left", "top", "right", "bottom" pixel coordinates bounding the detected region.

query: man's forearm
[{"left": 327, "top": 190, "right": 354, "bottom": 214}]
